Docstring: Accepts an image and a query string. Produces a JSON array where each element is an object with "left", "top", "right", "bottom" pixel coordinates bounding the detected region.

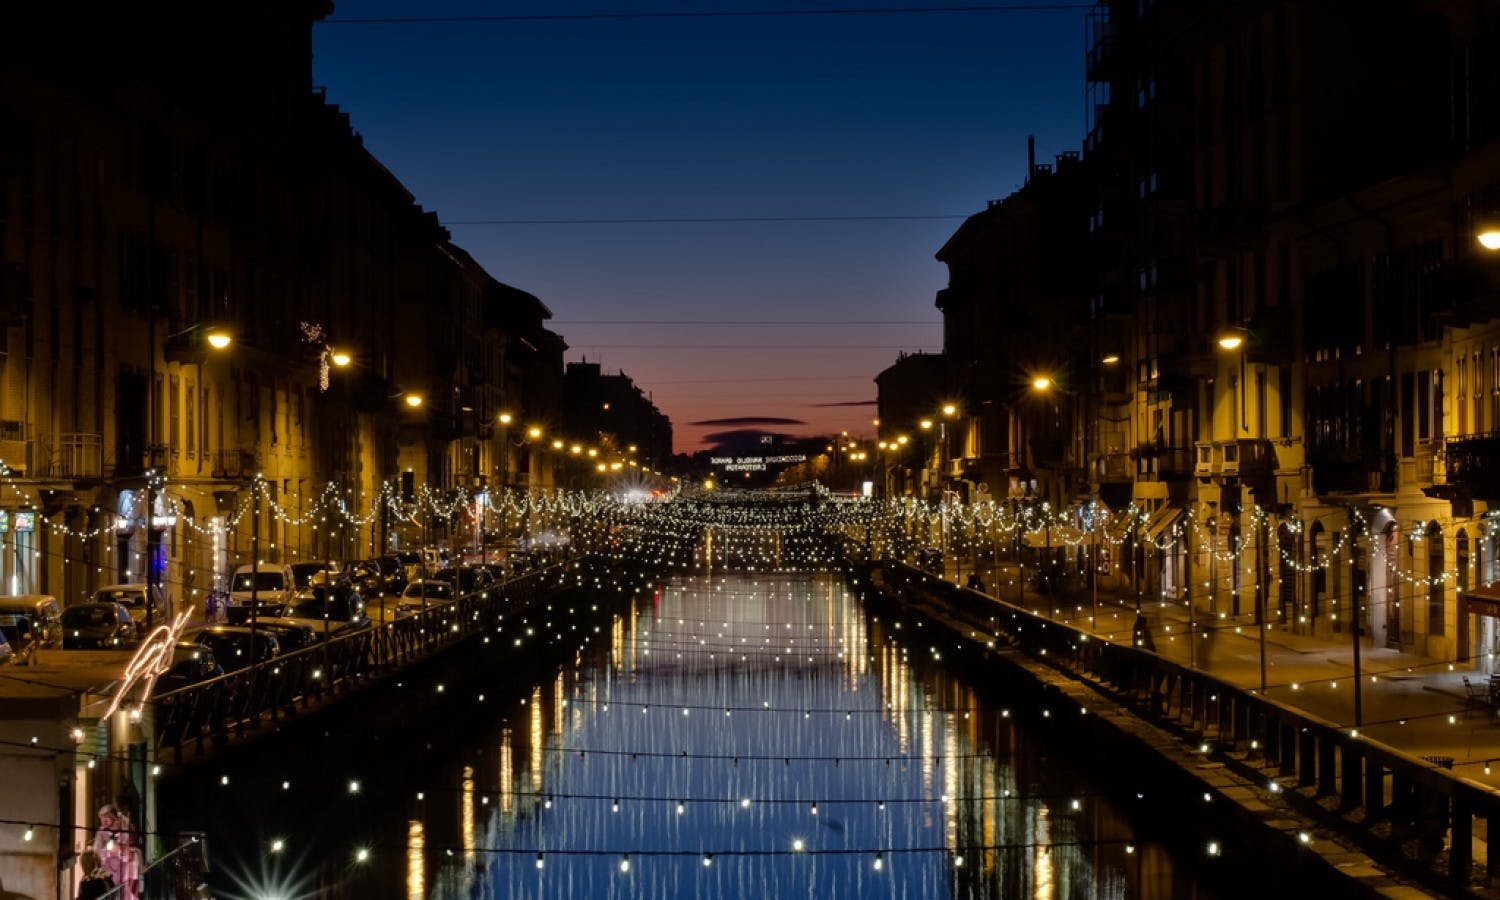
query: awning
[{"left": 1142, "top": 504, "right": 1184, "bottom": 543}]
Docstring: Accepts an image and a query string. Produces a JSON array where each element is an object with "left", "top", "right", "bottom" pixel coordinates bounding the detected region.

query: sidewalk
[{"left": 917, "top": 551, "right": 1500, "bottom": 790}]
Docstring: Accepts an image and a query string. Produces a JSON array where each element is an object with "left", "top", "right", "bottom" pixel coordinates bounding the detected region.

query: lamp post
[{"left": 148, "top": 323, "right": 231, "bottom": 627}]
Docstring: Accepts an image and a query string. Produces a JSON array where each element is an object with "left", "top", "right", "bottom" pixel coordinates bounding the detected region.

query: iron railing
[
  {"left": 860, "top": 558, "right": 1500, "bottom": 894},
  {"left": 152, "top": 565, "right": 561, "bottom": 765}
]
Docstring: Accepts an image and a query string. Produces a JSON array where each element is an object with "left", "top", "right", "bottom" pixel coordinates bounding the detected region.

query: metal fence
[{"left": 152, "top": 565, "right": 560, "bottom": 765}]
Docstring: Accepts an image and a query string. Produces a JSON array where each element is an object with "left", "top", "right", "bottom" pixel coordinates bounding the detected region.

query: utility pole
[
  {"left": 1350, "top": 507, "right": 1363, "bottom": 727},
  {"left": 249, "top": 475, "right": 260, "bottom": 665}
]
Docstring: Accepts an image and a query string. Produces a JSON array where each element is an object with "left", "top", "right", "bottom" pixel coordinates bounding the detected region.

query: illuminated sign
[
  {"left": 13, "top": 512, "right": 35, "bottom": 532},
  {"left": 0, "top": 511, "right": 9, "bottom": 533},
  {"left": 707, "top": 454, "right": 807, "bottom": 473}
]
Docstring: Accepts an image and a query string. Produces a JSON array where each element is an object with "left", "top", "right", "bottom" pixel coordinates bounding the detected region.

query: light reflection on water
[{"left": 406, "top": 572, "right": 1210, "bottom": 899}]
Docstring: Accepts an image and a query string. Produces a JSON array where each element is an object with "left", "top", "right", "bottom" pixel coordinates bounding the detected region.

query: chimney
[{"left": 1027, "top": 135, "right": 1035, "bottom": 181}]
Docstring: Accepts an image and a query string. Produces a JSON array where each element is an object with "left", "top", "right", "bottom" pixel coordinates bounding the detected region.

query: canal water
[{"left": 199, "top": 571, "right": 1220, "bottom": 898}]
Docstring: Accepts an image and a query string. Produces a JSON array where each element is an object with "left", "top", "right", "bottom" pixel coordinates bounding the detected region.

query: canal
[{"left": 175, "top": 570, "right": 1223, "bottom": 898}]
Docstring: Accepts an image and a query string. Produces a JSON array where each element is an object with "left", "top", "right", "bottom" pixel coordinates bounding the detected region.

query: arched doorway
[
  {"left": 1370, "top": 520, "right": 1400, "bottom": 650},
  {"left": 1277, "top": 523, "right": 1296, "bottom": 619}
]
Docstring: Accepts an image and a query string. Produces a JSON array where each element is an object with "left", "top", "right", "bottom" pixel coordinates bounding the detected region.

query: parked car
[
  {"left": 421, "top": 547, "right": 450, "bottom": 573},
  {"left": 226, "top": 564, "right": 297, "bottom": 623},
  {"left": 343, "top": 561, "right": 385, "bottom": 597},
  {"left": 254, "top": 619, "right": 318, "bottom": 653},
  {"left": 374, "top": 556, "right": 408, "bottom": 595},
  {"left": 155, "top": 641, "right": 225, "bottom": 693},
  {"left": 279, "top": 585, "right": 371, "bottom": 639},
  {"left": 0, "top": 594, "right": 62, "bottom": 652},
  {"left": 290, "top": 560, "right": 340, "bottom": 590},
  {"left": 395, "top": 580, "right": 455, "bottom": 616},
  {"left": 393, "top": 550, "right": 425, "bottom": 583},
  {"left": 93, "top": 583, "right": 171, "bottom": 633},
  {"left": 429, "top": 565, "right": 492, "bottom": 597},
  {"left": 474, "top": 563, "right": 509, "bottom": 585},
  {"left": 61, "top": 603, "right": 138, "bottom": 649},
  {"left": 181, "top": 625, "right": 280, "bottom": 671}
]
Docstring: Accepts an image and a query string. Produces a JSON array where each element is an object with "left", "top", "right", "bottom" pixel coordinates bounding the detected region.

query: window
[
  {"left": 1476, "top": 350, "right": 1484, "bottom": 433},
  {"left": 1417, "top": 370, "right": 1431, "bottom": 441},
  {"left": 168, "top": 374, "right": 180, "bottom": 455},
  {"left": 1279, "top": 367, "right": 1292, "bottom": 437},
  {"left": 186, "top": 379, "right": 195, "bottom": 455}
]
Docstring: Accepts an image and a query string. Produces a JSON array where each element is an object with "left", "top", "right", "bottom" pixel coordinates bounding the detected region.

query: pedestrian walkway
[{"left": 911, "top": 550, "right": 1500, "bottom": 792}]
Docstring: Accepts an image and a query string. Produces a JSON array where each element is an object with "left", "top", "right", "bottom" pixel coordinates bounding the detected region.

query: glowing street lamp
[
  {"left": 329, "top": 349, "right": 352, "bottom": 367},
  {"left": 941, "top": 403, "right": 957, "bottom": 417},
  {"left": 919, "top": 419, "right": 933, "bottom": 430},
  {"left": 205, "top": 329, "right": 233, "bottom": 350},
  {"left": 1217, "top": 335, "right": 1244, "bottom": 351},
  {"left": 404, "top": 393, "right": 424, "bottom": 408},
  {"left": 1479, "top": 229, "right": 1500, "bottom": 251},
  {"left": 498, "top": 412, "right": 514, "bottom": 425},
  {"left": 1031, "top": 376, "right": 1052, "bottom": 391},
  {"left": 1101, "top": 353, "right": 1120, "bottom": 365}
]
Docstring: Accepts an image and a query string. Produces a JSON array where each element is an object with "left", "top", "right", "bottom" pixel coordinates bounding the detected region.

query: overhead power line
[
  {"left": 320, "top": 5, "right": 1093, "bottom": 26},
  {"left": 565, "top": 344, "right": 938, "bottom": 350},
  {"left": 554, "top": 320, "right": 937, "bottom": 325},
  {"left": 445, "top": 214, "right": 969, "bottom": 225}
]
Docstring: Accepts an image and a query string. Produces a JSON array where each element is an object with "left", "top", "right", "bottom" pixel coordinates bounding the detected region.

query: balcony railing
[
  {"left": 51, "top": 432, "right": 102, "bottom": 479},
  {"left": 0, "top": 420, "right": 31, "bottom": 473},
  {"left": 1445, "top": 433, "right": 1500, "bottom": 495},
  {"left": 212, "top": 449, "right": 259, "bottom": 479},
  {"left": 1096, "top": 452, "right": 1130, "bottom": 482}
]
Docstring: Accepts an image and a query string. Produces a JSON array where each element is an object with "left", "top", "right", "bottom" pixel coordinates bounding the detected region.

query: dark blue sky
[{"left": 313, "top": 2, "right": 1086, "bottom": 451}]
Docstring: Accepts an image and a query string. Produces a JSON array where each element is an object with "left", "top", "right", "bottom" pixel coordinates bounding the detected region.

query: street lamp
[
  {"left": 404, "top": 393, "right": 424, "bottom": 408},
  {"left": 149, "top": 322, "right": 232, "bottom": 626},
  {"left": 1478, "top": 229, "right": 1500, "bottom": 251},
  {"left": 329, "top": 349, "right": 352, "bottom": 368}
]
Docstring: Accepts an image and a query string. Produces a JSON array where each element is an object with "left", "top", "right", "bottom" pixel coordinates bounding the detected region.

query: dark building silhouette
[{"left": 562, "top": 361, "right": 673, "bottom": 473}]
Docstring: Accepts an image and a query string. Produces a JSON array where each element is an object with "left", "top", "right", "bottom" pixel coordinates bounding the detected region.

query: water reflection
[{"left": 404, "top": 572, "right": 1214, "bottom": 898}]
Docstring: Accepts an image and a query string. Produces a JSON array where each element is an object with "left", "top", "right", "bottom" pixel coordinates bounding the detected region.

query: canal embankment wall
[{"left": 849, "top": 559, "right": 1447, "bottom": 899}]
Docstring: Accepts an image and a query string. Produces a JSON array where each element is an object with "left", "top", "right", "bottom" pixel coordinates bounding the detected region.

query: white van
[{"left": 226, "top": 563, "right": 297, "bottom": 623}]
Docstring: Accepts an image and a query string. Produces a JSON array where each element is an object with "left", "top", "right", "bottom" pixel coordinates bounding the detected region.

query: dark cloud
[
  {"left": 809, "top": 399, "right": 878, "bottom": 408},
  {"left": 701, "top": 429, "right": 780, "bottom": 447},
  {"left": 690, "top": 416, "right": 807, "bottom": 427}
]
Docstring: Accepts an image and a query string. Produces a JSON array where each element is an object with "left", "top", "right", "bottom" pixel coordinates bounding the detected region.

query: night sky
[{"left": 312, "top": 2, "right": 1085, "bottom": 451}]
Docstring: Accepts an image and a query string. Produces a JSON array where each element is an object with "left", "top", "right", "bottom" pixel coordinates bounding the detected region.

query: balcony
[
  {"left": 1310, "top": 444, "right": 1392, "bottom": 495},
  {"left": 50, "top": 433, "right": 102, "bottom": 480},
  {"left": 0, "top": 420, "right": 32, "bottom": 473},
  {"left": 1096, "top": 452, "right": 1131, "bottom": 482},
  {"left": 1444, "top": 434, "right": 1500, "bottom": 498},
  {"left": 212, "top": 449, "right": 259, "bottom": 479}
]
